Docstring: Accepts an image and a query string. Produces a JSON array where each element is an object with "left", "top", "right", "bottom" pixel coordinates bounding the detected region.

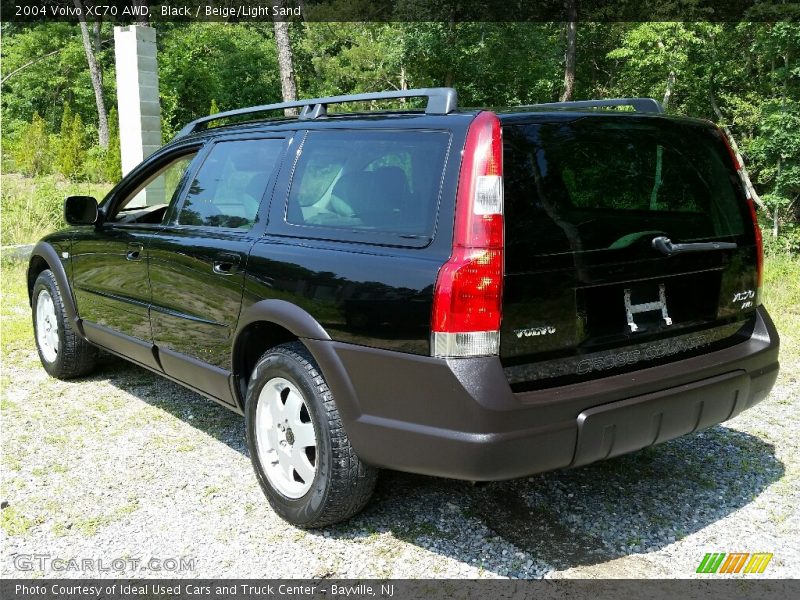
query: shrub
[
  {"left": 55, "top": 105, "right": 86, "bottom": 180},
  {"left": 10, "top": 113, "right": 53, "bottom": 176},
  {"left": 83, "top": 109, "right": 121, "bottom": 183},
  {"left": 0, "top": 174, "right": 112, "bottom": 246}
]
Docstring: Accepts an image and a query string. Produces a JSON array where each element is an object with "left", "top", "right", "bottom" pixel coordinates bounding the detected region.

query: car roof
[{"left": 170, "top": 88, "right": 674, "bottom": 143}]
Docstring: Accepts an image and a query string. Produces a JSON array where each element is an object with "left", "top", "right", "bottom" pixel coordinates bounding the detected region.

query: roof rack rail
[
  {"left": 173, "top": 87, "right": 459, "bottom": 139},
  {"left": 519, "top": 98, "right": 663, "bottom": 114}
]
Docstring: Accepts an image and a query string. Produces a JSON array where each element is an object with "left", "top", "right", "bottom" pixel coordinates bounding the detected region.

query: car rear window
[
  {"left": 503, "top": 117, "right": 750, "bottom": 262},
  {"left": 285, "top": 130, "right": 450, "bottom": 239}
]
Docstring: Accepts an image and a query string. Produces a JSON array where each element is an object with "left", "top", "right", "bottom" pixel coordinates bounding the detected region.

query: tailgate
[{"left": 500, "top": 115, "right": 760, "bottom": 388}]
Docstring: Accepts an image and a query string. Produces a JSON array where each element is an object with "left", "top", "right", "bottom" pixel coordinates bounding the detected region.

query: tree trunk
[
  {"left": 74, "top": 0, "right": 109, "bottom": 149},
  {"left": 92, "top": 19, "right": 101, "bottom": 54},
  {"left": 560, "top": 0, "right": 577, "bottom": 102},
  {"left": 272, "top": 3, "right": 298, "bottom": 116},
  {"left": 399, "top": 65, "right": 407, "bottom": 105},
  {"left": 649, "top": 70, "right": 675, "bottom": 210},
  {"left": 133, "top": 0, "right": 149, "bottom": 25},
  {"left": 444, "top": 12, "right": 456, "bottom": 88},
  {"left": 662, "top": 69, "right": 675, "bottom": 111},
  {"left": 774, "top": 157, "right": 781, "bottom": 238},
  {"left": 708, "top": 76, "right": 770, "bottom": 218}
]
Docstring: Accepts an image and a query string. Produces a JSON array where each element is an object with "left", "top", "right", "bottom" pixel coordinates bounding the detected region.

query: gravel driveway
[{"left": 2, "top": 341, "right": 796, "bottom": 580}]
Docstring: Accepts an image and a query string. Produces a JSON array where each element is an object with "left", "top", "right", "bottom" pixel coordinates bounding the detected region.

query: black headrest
[
  {"left": 331, "top": 172, "right": 377, "bottom": 213},
  {"left": 370, "top": 166, "right": 410, "bottom": 197}
]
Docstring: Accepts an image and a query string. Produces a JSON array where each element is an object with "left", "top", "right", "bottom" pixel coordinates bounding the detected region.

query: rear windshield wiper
[{"left": 652, "top": 236, "right": 737, "bottom": 256}]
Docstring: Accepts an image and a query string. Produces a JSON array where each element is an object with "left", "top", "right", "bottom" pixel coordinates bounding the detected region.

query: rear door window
[
  {"left": 283, "top": 130, "right": 450, "bottom": 244},
  {"left": 503, "top": 118, "right": 750, "bottom": 266}
]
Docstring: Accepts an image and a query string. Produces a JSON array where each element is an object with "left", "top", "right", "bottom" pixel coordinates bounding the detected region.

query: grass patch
[
  {"left": 0, "top": 173, "right": 111, "bottom": 246},
  {"left": 762, "top": 254, "right": 800, "bottom": 372},
  {"left": 394, "top": 520, "right": 447, "bottom": 542},
  {"left": 203, "top": 485, "right": 221, "bottom": 497},
  {"left": 1, "top": 261, "right": 34, "bottom": 362},
  {"left": 1, "top": 505, "right": 44, "bottom": 536},
  {"left": 31, "top": 464, "right": 68, "bottom": 477},
  {"left": 70, "top": 499, "right": 140, "bottom": 537},
  {"left": 87, "top": 394, "right": 127, "bottom": 413}
]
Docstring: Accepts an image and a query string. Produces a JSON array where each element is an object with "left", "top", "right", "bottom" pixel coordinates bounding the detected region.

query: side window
[
  {"left": 110, "top": 152, "right": 198, "bottom": 225},
  {"left": 176, "top": 138, "right": 284, "bottom": 230},
  {"left": 285, "top": 130, "right": 450, "bottom": 236}
]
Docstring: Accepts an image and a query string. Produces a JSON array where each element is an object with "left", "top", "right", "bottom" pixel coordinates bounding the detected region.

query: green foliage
[
  {"left": 84, "top": 108, "right": 121, "bottom": 183},
  {"left": 0, "top": 174, "right": 111, "bottom": 245},
  {"left": 1, "top": 22, "right": 115, "bottom": 140},
  {"left": 400, "top": 22, "right": 563, "bottom": 105},
  {"left": 750, "top": 101, "right": 800, "bottom": 206},
  {"left": 157, "top": 23, "right": 281, "bottom": 139},
  {"left": 761, "top": 253, "right": 800, "bottom": 363},
  {"left": 9, "top": 113, "right": 52, "bottom": 176},
  {"left": 1, "top": 20, "right": 798, "bottom": 252},
  {"left": 55, "top": 105, "right": 85, "bottom": 180},
  {"left": 606, "top": 23, "right": 708, "bottom": 112},
  {"left": 297, "top": 22, "right": 407, "bottom": 98}
]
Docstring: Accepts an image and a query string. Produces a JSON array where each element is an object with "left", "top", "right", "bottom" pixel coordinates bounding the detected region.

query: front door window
[{"left": 109, "top": 152, "right": 198, "bottom": 225}]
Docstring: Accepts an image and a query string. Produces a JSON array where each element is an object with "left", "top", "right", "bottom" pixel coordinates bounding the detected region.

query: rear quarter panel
[{"left": 242, "top": 240, "right": 446, "bottom": 355}]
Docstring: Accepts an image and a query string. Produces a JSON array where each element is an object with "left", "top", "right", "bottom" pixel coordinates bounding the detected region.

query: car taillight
[
  {"left": 717, "top": 127, "right": 764, "bottom": 302},
  {"left": 431, "top": 111, "right": 504, "bottom": 357},
  {"left": 748, "top": 196, "right": 764, "bottom": 296}
]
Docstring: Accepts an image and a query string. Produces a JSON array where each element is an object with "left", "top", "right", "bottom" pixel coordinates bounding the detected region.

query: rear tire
[
  {"left": 32, "top": 269, "right": 98, "bottom": 379},
  {"left": 245, "top": 342, "right": 377, "bottom": 527}
]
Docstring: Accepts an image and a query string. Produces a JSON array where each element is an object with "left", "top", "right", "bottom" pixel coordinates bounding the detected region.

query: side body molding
[
  {"left": 27, "top": 241, "right": 85, "bottom": 338},
  {"left": 235, "top": 299, "right": 332, "bottom": 342}
]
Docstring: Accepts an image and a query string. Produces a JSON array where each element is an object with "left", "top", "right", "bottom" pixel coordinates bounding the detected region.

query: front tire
[
  {"left": 32, "top": 269, "right": 98, "bottom": 379},
  {"left": 245, "top": 342, "right": 377, "bottom": 527}
]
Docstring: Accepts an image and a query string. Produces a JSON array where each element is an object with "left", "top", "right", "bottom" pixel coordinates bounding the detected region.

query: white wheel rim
[
  {"left": 35, "top": 289, "right": 59, "bottom": 363},
  {"left": 255, "top": 377, "right": 318, "bottom": 499}
]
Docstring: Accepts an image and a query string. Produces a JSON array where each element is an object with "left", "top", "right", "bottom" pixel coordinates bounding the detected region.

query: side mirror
[{"left": 64, "top": 195, "right": 99, "bottom": 225}]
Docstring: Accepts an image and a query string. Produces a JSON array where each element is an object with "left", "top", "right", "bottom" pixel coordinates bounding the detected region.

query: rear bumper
[{"left": 304, "top": 307, "right": 780, "bottom": 481}]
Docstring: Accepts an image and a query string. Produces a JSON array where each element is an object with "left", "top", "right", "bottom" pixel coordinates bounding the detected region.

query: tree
[
  {"left": 0, "top": 23, "right": 100, "bottom": 133},
  {"left": 297, "top": 22, "right": 408, "bottom": 99},
  {"left": 272, "top": 2, "right": 298, "bottom": 115},
  {"left": 560, "top": 0, "right": 577, "bottom": 101},
  {"left": 132, "top": 0, "right": 149, "bottom": 25},
  {"left": 73, "top": 0, "right": 109, "bottom": 149},
  {"left": 12, "top": 113, "right": 52, "bottom": 176},
  {"left": 401, "top": 22, "right": 563, "bottom": 106},
  {"left": 157, "top": 24, "right": 281, "bottom": 139},
  {"left": 56, "top": 107, "right": 85, "bottom": 180}
]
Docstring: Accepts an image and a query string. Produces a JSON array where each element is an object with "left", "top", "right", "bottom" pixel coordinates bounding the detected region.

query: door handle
[
  {"left": 213, "top": 253, "right": 241, "bottom": 275},
  {"left": 126, "top": 243, "right": 144, "bottom": 261}
]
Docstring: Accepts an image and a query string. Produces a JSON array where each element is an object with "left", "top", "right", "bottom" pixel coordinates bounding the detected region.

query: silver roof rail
[
  {"left": 519, "top": 98, "right": 663, "bottom": 114},
  {"left": 173, "top": 88, "right": 459, "bottom": 139}
]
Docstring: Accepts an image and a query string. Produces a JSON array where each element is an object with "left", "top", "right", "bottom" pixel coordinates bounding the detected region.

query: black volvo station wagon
[{"left": 28, "top": 89, "right": 779, "bottom": 527}]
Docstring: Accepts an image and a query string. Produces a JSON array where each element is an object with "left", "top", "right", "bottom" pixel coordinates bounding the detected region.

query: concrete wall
[{"left": 114, "top": 25, "right": 162, "bottom": 203}]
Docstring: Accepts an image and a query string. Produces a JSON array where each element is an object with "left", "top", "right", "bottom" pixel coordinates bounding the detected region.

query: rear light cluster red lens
[
  {"left": 431, "top": 112, "right": 504, "bottom": 357},
  {"left": 748, "top": 197, "right": 764, "bottom": 291},
  {"left": 717, "top": 127, "right": 764, "bottom": 299}
]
